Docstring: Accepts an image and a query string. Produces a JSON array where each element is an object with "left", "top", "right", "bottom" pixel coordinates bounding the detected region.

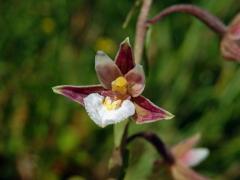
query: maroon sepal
[
  {"left": 52, "top": 85, "right": 105, "bottom": 105},
  {"left": 132, "top": 96, "right": 174, "bottom": 123},
  {"left": 115, "top": 37, "right": 135, "bottom": 74}
]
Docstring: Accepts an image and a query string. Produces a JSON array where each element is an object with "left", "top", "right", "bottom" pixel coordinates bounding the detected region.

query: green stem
[
  {"left": 109, "top": 120, "right": 130, "bottom": 179},
  {"left": 114, "top": 120, "right": 129, "bottom": 148}
]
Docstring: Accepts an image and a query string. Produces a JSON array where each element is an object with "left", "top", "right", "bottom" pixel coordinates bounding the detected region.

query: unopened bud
[{"left": 221, "top": 13, "right": 240, "bottom": 61}]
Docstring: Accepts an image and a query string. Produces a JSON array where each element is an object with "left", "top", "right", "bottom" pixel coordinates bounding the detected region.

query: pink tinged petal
[
  {"left": 115, "top": 37, "right": 135, "bottom": 74},
  {"left": 229, "top": 24, "right": 240, "bottom": 39},
  {"left": 171, "top": 162, "right": 209, "bottom": 180},
  {"left": 125, "top": 64, "right": 145, "bottom": 97},
  {"left": 220, "top": 14, "right": 240, "bottom": 61},
  {"left": 52, "top": 85, "right": 105, "bottom": 105},
  {"left": 179, "top": 148, "right": 209, "bottom": 167},
  {"left": 132, "top": 96, "right": 174, "bottom": 124},
  {"left": 228, "top": 14, "right": 240, "bottom": 40},
  {"left": 221, "top": 37, "right": 240, "bottom": 60},
  {"left": 171, "top": 134, "right": 201, "bottom": 159},
  {"left": 95, "top": 51, "right": 122, "bottom": 89}
]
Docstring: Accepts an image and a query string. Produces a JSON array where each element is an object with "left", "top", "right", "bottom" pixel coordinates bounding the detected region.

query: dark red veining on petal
[
  {"left": 125, "top": 65, "right": 145, "bottom": 97},
  {"left": 133, "top": 96, "right": 167, "bottom": 113},
  {"left": 132, "top": 96, "right": 171, "bottom": 123},
  {"left": 55, "top": 85, "right": 105, "bottom": 105}
]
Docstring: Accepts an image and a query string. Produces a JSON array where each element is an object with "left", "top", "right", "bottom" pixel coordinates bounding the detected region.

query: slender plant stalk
[
  {"left": 109, "top": 120, "right": 130, "bottom": 179},
  {"left": 147, "top": 4, "right": 227, "bottom": 36},
  {"left": 114, "top": 120, "right": 130, "bottom": 148},
  {"left": 134, "top": 0, "right": 153, "bottom": 64},
  {"left": 127, "top": 132, "right": 175, "bottom": 165}
]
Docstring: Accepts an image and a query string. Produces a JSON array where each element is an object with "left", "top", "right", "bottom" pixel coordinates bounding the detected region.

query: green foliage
[{"left": 0, "top": 0, "right": 239, "bottom": 179}]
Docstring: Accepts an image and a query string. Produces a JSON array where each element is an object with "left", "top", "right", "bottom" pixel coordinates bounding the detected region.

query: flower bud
[{"left": 221, "top": 13, "right": 240, "bottom": 61}]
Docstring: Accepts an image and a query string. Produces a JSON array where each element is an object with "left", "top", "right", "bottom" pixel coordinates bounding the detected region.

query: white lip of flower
[{"left": 83, "top": 93, "right": 135, "bottom": 127}]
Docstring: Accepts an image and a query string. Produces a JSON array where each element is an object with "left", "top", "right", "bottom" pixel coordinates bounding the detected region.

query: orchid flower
[
  {"left": 52, "top": 38, "right": 174, "bottom": 127},
  {"left": 170, "top": 134, "right": 209, "bottom": 180}
]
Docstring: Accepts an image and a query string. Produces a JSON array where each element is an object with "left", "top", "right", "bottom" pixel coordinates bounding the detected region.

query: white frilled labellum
[{"left": 83, "top": 93, "right": 135, "bottom": 128}]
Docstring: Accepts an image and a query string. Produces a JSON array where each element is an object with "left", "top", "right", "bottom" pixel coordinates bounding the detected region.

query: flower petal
[
  {"left": 221, "top": 37, "right": 240, "bottom": 60},
  {"left": 115, "top": 37, "right": 135, "bottom": 74},
  {"left": 132, "top": 96, "right": 174, "bottom": 123},
  {"left": 52, "top": 85, "right": 105, "bottom": 105},
  {"left": 179, "top": 148, "right": 209, "bottom": 167},
  {"left": 171, "top": 162, "right": 208, "bottom": 180},
  {"left": 125, "top": 64, "right": 145, "bottom": 97},
  {"left": 171, "top": 134, "right": 201, "bottom": 159},
  {"left": 95, "top": 51, "right": 122, "bottom": 89},
  {"left": 220, "top": 13, "right": 240, "bottom": 61},
  {"left": 83, "top": 93, "right": 135, "bottom": 127}
]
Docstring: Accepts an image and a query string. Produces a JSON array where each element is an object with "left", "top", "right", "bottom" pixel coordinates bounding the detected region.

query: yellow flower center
[
  {"left": 103, "top": 97, "right": 122, "bottom": 110},
  {"left": 102, "top": 76, "right": 128, "bottom": 110},
  {"left": 111, "top": 76, "right": 128, "bottom": 95}
]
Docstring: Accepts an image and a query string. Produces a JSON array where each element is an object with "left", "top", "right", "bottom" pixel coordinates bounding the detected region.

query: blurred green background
[{"left": 0, "top": 0, "right": 240, "bottom": 179}]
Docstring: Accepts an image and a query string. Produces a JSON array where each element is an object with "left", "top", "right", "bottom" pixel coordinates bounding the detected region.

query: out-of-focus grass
[{"left": 0, "top": 0, "right": 239, "bottom": 179}]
